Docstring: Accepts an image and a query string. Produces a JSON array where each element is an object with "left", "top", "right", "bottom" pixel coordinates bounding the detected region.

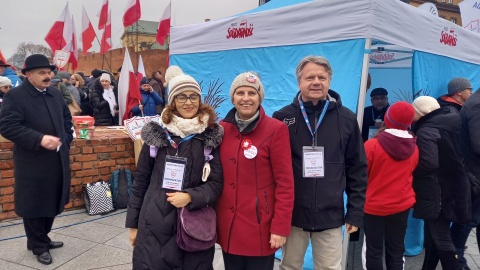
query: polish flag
[
  {"left": 156, "top": 1, "right": 171, "bottom": 45},
  {"left": 137, "top": 55, "right": 146, "bottom": 84},
  {"left": 0, "top": 49, "right": 7, "bottom": 64},
  {"left": 98, "top": 0, "right": 109, "bottom": 30},
  {"left": 100, "top": 10, "right": 111, "bottom": 54},
  {"left": 81, "top": 6, "right": 96, "bottom": 56},
  {"left": 45, "top": 3, "right": 72, "bottom": 53},
  {"left": 68, "top": 16, "right": 78, "bottom": 70},
  {"left": 123, "top": 0, "right": 141, "bottom": 27},
  {"left": 118, "top": 48, "right": 142, "bottom": 124}
]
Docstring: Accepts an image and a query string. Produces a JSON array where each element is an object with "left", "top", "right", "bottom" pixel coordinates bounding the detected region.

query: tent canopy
[{"left": 170, "top": 0, "right": 480, "bottom": 117}]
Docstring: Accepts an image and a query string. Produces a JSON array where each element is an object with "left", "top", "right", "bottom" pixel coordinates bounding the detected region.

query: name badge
[
  {"left": 368, "top": 126, "right": 379, "bottom": 139},
  {"left": 302, "top": 146, "right": 325, "bottom": 178},
  {"left": 162, "top": 155, "right": 187, "bottom": 191}
]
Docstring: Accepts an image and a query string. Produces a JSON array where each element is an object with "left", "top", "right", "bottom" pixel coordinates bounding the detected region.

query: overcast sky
[{"left": 0, "top": 0, "right": 258, "bottom": 59}]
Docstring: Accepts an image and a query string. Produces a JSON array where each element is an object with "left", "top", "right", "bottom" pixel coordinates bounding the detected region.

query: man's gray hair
[{"left": 295, "top": 56, "right": 333, "bottom": 83}]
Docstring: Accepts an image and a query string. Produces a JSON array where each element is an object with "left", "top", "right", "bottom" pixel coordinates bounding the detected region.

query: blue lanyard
[
  {"left": 164, "top": 129, "right": 196, "bottom": 155},
  {"left": 298, "top": 96, "right": 329, "bottom": 146}
]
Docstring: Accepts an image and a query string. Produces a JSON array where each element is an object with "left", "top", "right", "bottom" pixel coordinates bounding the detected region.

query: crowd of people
[{"left": 0, "top": 53, "right": 479, "bottom": 270}]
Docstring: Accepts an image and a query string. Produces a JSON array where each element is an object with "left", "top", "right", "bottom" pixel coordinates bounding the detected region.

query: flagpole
[
  {"left": 136, "top": 21, "right": 139, "bottom": 70},
  {"left": 95, "top": 35, "right": 111, "bottom": 71}
]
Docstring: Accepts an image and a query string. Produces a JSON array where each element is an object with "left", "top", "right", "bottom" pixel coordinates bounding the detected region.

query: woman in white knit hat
[
  {"left": 0, "top": 76, "right": 12, "bottom": 113},
  {"left": 216, "top": 71, "right": 294, "bottom": 270},
  {"left": 411, "top": 96, "right": 472, "bottom": 270},
  {"left": 90, "top": 73, "right": 118, "bottom": 126},
  {"left": 126, "top": 66, "right": 224, "bottom": 270}
]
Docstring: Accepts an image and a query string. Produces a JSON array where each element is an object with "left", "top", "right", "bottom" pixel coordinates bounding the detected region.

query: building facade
[{"left": 406, "top": 0, "right": 462, "bottom": 25}]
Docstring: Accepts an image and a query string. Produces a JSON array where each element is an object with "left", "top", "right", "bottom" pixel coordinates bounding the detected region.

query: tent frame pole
[{"left": 341, "top": 37, "right": 371, "bottom": 270}]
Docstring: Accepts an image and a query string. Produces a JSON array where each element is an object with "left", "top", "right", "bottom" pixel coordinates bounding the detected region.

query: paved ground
[{"left": 0, "top": 209, "right": 478, "bottom": 269}]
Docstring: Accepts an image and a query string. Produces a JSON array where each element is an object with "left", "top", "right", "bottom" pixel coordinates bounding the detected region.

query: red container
[
  {"left": 72, "top": 116, "right": 95, "bottom": 127},
  {"left": 72, "top": 116, "right": 95, "bottom": 139}
]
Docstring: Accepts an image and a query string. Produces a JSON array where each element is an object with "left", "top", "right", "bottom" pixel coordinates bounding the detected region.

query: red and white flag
[
  {"left": 100, "top": 10, "right": 111, "bottom": 54},
  {"left": 98, "top": 0, "right": 109, "bottom": 30},
  {"left": 123, "top": 0, "right": 141, "bottom": 27},
  {"left": 81, "top": 6, "right": 96, "bottom": 55},
  {"left": 68, "top": 16, "right": 78, "bottom": 70},
  {"left": 137, "top": 55, "right": 146, "bottom": 83},
  {"left": 118, "top": 48, "right": 142, "bottom": 124},
  {"left": 156, "top": 1, "right": 171, "bottom": 45},
  {"left": 45, "top": 3, "right": 73, "bottom": 53}
]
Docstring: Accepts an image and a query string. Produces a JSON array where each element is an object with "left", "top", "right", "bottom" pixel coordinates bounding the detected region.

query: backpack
[{"left": 109, "top": 168, "right": 133, "bottom": 209}]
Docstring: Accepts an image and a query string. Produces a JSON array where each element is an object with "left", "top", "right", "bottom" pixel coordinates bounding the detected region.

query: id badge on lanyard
[
  {"left": 162, "top": 155, "right": 188, "bottom": 191},
  {"left": 302, "top": 146, "right": 325, "bottom": 178}
]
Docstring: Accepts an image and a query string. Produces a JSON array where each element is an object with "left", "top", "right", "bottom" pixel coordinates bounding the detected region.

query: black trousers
[
  {"left": 23, "top": 217, "right": 55, "bottom": 255},
  {"left": 222, "top": 252, "right": 274, "bottom": 270},
  {"left": 364, "top": 209, "right": 409, "bottom": 270},
  {"left": 422, "top": 215, "right": 459, "bottom": 270}
]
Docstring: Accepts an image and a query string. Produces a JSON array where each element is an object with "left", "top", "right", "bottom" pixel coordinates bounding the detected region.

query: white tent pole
[
  {"left": 341, "top": 37, "right": 371, "bottom": 270},
  {"left": 356, "top": 38, "right": 372, "bottom": 128}
]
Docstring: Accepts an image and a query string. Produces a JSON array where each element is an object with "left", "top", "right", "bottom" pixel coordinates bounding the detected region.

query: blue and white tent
[
  {"left": 169, "top": 0, "right": 480, "bottom": 269},
  {"left": 169, "top": 0, "right": 480, "bottom": 120}
]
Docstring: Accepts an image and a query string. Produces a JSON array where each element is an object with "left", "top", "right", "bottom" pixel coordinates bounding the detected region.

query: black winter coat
[
  {"left": 90, "top": 79, "right": 118, "bottom": 126},
  {"left": 459, "top": 91, "right": 480, "bottom": 181},
  {"left": 0, "top": 79, "right": 73, "bottom": 218},
  {"left": 125, "top": 121, "right": 224, "bottom": 270},
  {"left": 273, "top": 91, "right": 367, "bottom": 230},
  {"left": 412, "top": 107, "right": 471, "bottom": 223}
]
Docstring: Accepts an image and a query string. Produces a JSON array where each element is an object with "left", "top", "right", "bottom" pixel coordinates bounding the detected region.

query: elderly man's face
[
  {"left": 298, "top": 62, "right": 331, "bottom": 104},
  {"left": 26, "top": 68, "right": 53, "bottom": 89},
  {"left": 0, "top": 66, "right": 6, "bottom": 76},
  {"left": 371, "top": 95, "right": 388, "bottom": 111}
]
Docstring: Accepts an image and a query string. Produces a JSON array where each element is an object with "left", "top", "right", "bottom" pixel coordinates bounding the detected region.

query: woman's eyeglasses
[{"left": 175, "top": 94, "right": 200, "bottom": 103}]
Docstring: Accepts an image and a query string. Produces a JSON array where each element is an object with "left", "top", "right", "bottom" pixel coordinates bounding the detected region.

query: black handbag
[{"left": 83, "top": 181, "right": 115, "bottom": 215}]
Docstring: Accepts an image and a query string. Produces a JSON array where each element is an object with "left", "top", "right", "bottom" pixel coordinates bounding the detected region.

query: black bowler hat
[
  {"left": 370, "top": 87, "right": 388, "bottom": 97},
  {"left": 21, "top": 54, "right": 56, "bottom": 75}
]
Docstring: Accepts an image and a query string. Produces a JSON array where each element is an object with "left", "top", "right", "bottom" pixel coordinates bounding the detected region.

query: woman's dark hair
[{"left": 162, "top": 100, "right": 217, "bottom": 128}]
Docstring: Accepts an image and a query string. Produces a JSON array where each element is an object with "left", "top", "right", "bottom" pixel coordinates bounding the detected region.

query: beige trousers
[{"left": 279, "top": 226, "right": 342, "bottom": 270}]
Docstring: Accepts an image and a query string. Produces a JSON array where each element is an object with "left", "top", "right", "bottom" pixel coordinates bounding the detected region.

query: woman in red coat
[
  {"left": 363, "top": 101, "right": 419, "bottom": 270},
  {"left": 217, "top": 72, "right": 295, "bottom": 270}
]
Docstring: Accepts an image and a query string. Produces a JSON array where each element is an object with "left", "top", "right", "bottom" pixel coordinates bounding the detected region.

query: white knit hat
[
  {"left": 0, "top": 76, "right": 12, "bottom": 88},
  {"left": 165, "top": 66, "right": 201, "bottom": 104},
  {"left": 164, "top": 65, "right": 183, "bottom": 87},
  {"left": 230, "top": 72, "right": 264, "bottom": 103},
  {"left": 412, "top": 96, "right": 440, "bottom": 117},
  {"left": 99, "top": 73, "right": 111, "bottom": 82}
]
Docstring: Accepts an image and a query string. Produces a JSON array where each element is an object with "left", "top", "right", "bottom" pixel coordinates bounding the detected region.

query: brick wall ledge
[{"left": 0, "top": 127, "right": 136, "bottom": 221}]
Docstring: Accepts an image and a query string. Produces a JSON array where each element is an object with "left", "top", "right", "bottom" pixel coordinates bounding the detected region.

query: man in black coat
[
  {"left": 411, "top": 96, "right": 471, "bottom": 270},
  {"left": 0, "top": 54, "right": 73, "bottom": 265},
  {"left": 273, "top": 56, "right": 367, "bottom": 270},
  {"left": 362, "top": 87, "right": 390, "bottom": 142},
  {"left": 451, "top": 88, "right": 480, "bottom": 270}
]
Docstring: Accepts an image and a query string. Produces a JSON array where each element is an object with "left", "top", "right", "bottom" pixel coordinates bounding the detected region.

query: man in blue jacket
[{"left": 131, "top": 77, "right": 163, "bottom": 117}]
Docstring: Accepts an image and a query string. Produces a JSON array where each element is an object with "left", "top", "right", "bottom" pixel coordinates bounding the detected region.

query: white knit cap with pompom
[
  {"left": 164, "top": 65, "right": 183, "bottom": 87},
  {"left": 165, "top": 66, "right": 202, "bottom": 105},
  {"left": 412, "top": 96, "right": 440, "bottom": 117}
]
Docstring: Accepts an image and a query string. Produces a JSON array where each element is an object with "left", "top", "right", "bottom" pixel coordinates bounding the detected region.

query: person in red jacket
[
  {"left": 363, "top": 101, "right": 419, "bottom": 270},
  {"left": 217, "top": 72, "right": 295, "bottom": 270}
]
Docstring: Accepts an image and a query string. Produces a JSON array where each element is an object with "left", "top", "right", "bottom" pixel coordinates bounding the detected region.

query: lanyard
[
  {"left": 164, "top": 129, "right": 196, "bottom": 156},
  {"left": 298, "top": 96, "right": 329, "bottom": 146},
  {"left": 371, "top": 107, "right": 382, "bottom": 122}
]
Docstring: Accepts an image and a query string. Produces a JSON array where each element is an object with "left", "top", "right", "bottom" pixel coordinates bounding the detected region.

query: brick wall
[
  {"left": 0, "top": 127, "right": 136, "bottom": 221},
  {"left": 72, "top": 47, "right": 169, "bottom": 79}
]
